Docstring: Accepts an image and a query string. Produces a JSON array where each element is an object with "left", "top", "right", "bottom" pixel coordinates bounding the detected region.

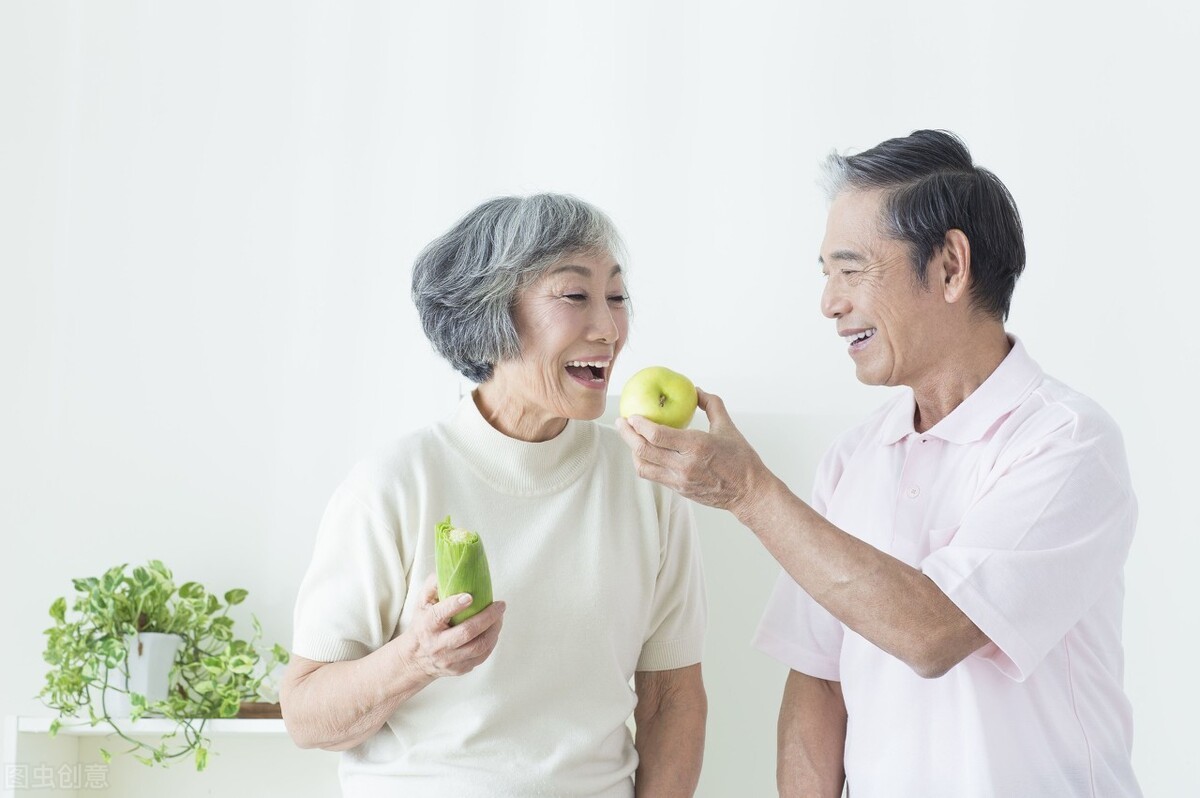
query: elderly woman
[{"left": 280, "top": 194, "right": 707, "bottom": 797}]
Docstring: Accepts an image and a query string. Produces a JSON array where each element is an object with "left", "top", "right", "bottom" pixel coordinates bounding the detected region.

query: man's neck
[{"left": 911, "top": 326, "right": 1012, "bottom": 433}]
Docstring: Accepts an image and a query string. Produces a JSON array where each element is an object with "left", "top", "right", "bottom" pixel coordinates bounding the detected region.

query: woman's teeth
[{"left": 565, "top": 361, "right": 606, "bottom": 381}]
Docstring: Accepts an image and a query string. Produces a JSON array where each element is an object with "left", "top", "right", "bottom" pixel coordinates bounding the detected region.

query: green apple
[{"left": 619, "top": 366, "right": 698, "bottom": 429}]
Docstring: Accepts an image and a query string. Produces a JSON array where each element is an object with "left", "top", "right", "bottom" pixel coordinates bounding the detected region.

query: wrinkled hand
[
  {"left": 405, "top": 574, "right": 505, "bottom": 679},
  {"left": 616, "top": 388, "right": 770, "bottom": 518}
]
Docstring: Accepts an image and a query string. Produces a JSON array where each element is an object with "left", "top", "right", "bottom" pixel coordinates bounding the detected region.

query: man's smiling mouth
[{"left": 842, "top": 328, "right": 877, "bottom": 349}]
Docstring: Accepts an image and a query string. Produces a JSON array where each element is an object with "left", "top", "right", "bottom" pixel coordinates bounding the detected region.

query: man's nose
[{"left": 821, "top": 280, "right": 849, "bottom": 319}]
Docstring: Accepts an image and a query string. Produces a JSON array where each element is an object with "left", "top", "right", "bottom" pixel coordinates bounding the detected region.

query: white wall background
[{"left": 2, "top": 1, "right": 1195, "bottom": 795}]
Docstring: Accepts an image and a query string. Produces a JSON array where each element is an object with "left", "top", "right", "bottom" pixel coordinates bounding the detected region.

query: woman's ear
[{"left": 940, "top": 229, "right": 971, "bottom": 304}]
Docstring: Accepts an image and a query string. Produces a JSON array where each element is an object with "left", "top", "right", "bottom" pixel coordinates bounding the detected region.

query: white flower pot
[
  {"left": 125, "top": 632, "right": 183, "bottom": 705},
  {"left": 101, "top": 633, "right": 183, "bottom": 717}
]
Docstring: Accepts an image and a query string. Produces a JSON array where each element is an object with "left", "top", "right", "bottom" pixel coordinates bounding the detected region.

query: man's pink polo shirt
[{"left": 753, "top": 337, "right": 1141, "bottom": 797}]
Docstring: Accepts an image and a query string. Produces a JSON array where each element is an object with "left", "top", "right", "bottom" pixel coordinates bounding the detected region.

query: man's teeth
[
  {"left": 845, "top": 329, "right": 877, "bottom": 344},
  {"left": 566, "top": 360, "right": 607, "bottom": 368}
]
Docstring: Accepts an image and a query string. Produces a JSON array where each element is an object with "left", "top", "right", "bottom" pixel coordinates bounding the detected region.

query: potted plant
[{"left": 39, "top": 560, "right": 289, "bottom": 770}]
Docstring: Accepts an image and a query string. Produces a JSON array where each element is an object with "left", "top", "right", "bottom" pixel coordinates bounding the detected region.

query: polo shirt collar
[{"left": 878, "top": 335, "right": 1044, "bottom": 445}]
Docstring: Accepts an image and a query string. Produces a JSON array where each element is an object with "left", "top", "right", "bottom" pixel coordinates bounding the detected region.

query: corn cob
[{"left": 435, "top": 516, "right": 493, "bottom": 625}]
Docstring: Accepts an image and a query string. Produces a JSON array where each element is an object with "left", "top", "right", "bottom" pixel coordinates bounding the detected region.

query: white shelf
[
  {"left": 15, "top": 716, "right": 286, "bottom": 736},
  {"left": 4, "top": 714, "right": 338, "bottom": 798}
]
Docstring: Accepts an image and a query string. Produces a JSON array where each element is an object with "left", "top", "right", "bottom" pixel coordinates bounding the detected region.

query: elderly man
[{"left": 617, "top": 130, "right": 1140, "bottom": 797}]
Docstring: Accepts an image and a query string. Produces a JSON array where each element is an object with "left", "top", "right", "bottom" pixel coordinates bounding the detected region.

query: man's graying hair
[
  {"left": 411, "top": 194, "right": 625, "bottom": 383},
  {"left": 821, "top": 130, "right": 1026, "bottom": 321}
]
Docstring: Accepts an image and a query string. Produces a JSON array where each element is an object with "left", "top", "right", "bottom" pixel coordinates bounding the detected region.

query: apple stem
[{"left": 659, "top": 395, "right": 667, "bottom": 407}]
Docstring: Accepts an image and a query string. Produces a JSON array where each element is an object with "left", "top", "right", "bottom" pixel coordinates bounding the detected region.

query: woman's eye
[
  {"left": 608, "top": 295, "right": 628, "bottom": 306},
  {"left": 563, "top": 293, "right": 587, "bottom": 302}
]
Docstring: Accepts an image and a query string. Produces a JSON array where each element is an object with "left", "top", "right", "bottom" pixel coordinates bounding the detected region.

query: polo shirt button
[{"left": 907, "top": 486, "right": 921, "bottom": 498}]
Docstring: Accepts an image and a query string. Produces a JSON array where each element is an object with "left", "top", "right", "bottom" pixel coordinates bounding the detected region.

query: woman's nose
[{"left": 590, "top": 301, "right": 620, "bottom": 343}]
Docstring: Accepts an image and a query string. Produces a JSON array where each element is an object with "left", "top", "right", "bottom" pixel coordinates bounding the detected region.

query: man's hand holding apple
[{"left": 616, "top": 388, "right": 775, "bottom": 521}]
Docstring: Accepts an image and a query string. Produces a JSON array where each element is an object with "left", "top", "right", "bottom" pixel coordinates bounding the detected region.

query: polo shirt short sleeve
[
  {"left": 752, "top": 443, "right": 848, "bottom": 681},
  {"left": 920, "top": 403, "right": 1137, "bottom": 680}
]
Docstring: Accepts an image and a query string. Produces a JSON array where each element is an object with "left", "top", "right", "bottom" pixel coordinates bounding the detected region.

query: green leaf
[
  {"left": 227, "top": 655, "right": 255, "bottom": 675},
  {"left": 211, "top": 616, "right": 235, "bottom": 642},
  {"left": 72, "top": 576, "right": 99, "bottom": 594},
  {"left": 49, "top": 718, "right": 61, "bottom": 737},
  {"left": 224, "top": 588, "right": 248, "bottom": 606},
  {"left": 179, "top": 582, "right": 205, "bottom": 600},
  {"left": 96, "top": 639, "right": 126, "bottom": 669},
  {"left": 101, "top": 566, "right": 125, "bottom": 593},
  {"left": 99, "top": 748, "right": 112, "bottom": 764},
  {"left": 49, "top": 597, "right": 67, "bottom": 623},
  {"left": 219, "top": 696, "right": 240, "bottom": 718},
  {"left": 273, "top": 644, "right": 290, "bottom": 664},
  {"left": 87, "top": 594, "right": 109, "bottom": 616},
  {"left": 195, "top": 746, "right": 208, "bottom": 771}
]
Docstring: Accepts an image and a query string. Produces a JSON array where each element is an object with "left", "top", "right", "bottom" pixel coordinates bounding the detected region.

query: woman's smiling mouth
[{"left": 565, "top": 359, "right": 609, "bottom": 388}]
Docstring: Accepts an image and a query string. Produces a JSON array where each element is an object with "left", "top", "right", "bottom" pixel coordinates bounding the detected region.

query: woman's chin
[
  {"left": 566, "top": 394, "right": 608, "bottom": 421},
  {"left": 568, "top": 406, "right": 605, "bottom": 422}
]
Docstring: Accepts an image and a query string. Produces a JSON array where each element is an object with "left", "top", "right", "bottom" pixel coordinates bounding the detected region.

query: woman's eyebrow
[{"left": 549, "top": 264, "right": 623, "bottom": 277}]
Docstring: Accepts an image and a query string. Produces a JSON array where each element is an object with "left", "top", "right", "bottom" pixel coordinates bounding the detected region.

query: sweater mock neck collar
[{"left": 439, "top": 392, "right": 597, "bottom": 496}]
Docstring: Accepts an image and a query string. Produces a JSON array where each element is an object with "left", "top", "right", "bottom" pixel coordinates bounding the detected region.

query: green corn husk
[{"left": 435, "top": 516, "right": 493, "bottom": 625}]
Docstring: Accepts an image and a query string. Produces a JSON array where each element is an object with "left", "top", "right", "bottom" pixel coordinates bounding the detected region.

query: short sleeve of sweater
[
  {"left": 291, "top": 472, "right": 407, "bottom": 663},
  {"left": 637, "top": 496, "right": 706, "bottom": 671}
]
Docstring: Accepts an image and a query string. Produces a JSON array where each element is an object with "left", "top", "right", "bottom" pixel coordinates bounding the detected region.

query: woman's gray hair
[
  {"left": 411, "top": 193, "right": 626, "bottom": 383},
  {"left": 819, "top": 130, "right": 1026, "bottom": 321}
]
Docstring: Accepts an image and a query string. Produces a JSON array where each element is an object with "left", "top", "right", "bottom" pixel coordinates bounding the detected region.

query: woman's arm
[
  {"left": 778, "top": 669, "right": 846, "bottom": 798},
  {"left": 280, "top": 575, "right": 505, "bottom": 751},
  {"left": 633, "top": 664, "right": 707, "bottom": 797},
  {"left": 281, "top": 647, "right": 429, "bottom": 752}
]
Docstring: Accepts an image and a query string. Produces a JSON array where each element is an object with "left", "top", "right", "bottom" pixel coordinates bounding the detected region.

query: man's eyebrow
[{"left": 817, "top": 250, "right": 867, "bottom": 266}]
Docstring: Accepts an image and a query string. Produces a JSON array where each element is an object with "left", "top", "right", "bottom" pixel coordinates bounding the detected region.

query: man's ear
[{"left": 939, "top": 229, "right": 971, "bottom": 304}]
